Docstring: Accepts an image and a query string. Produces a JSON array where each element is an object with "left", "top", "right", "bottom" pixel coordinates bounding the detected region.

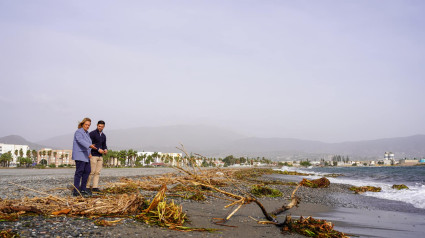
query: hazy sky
[{"left": 1, "top": 1, "right": 425, "bottom": 143}]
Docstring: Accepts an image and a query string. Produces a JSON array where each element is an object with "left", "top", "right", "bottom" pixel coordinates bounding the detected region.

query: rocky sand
[{"left": 1, "top": 167, "right": 424, "bottom": 237}]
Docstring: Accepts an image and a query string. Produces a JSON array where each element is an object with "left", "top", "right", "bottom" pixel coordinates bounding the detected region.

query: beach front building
[
  {"left": 382, "top": 152, "right": 395, "bottom": 165},
  {"left": 398, "top": 159, "right": 419, "bottom": 166},
  {"left": 37, "top": 148, "right": 74, "bottom": 166},
  {"left": 0, "top": 143, "right": 30, "bottom": 167},
  {"left": 136, "top": 151, "right": 183, "bottom": 166}
]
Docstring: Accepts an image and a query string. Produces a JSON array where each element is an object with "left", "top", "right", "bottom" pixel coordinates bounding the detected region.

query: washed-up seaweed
[
  {"left": 349, "top": 186, "right": 381, "bottom": 194},
  {"left": 248, "top": 179, "right": 298, "bottom": 186},
  {"left": 300, "top": 177, "right": 330, "bottom": 188},
  {"left": 94, "top": 218, "right": 124, "bottom": 227},
  {"left": 250, "top": 185, "right": 283, "bottom": 198},
  {"left": 392, "top": 184, "right": 409, "bottom": 190},
  {"left": 280, "top": 215, "right": 347, "bottom": 238},
  {"left": 275, "top": 170, "right": 312, "bottom": 176},
  {"left": 0, "top": 229, "right": 19, "bottom": 238}
]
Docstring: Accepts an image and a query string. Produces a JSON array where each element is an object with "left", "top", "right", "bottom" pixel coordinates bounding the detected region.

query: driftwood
[
  {"left": 175, "top": 145, "right": 301, "bottom": 224},
  {"left": 271, "top": 184, "right": 301, "bottom": 216},
  {"left": 0, "top": 205, "right": 43, "bottom": 214}
]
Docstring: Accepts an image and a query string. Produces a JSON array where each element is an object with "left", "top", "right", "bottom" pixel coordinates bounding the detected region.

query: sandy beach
[{"left": 1, "top": 167, "right": 424, "bottom": 237}]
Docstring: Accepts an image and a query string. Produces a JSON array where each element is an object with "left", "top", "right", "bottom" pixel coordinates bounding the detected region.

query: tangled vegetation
[
  {"left": 281, "top": 215, "right": 347, "bottom": 238},
  {"left": 250, "top": 185, "right": 283, "bottom": 198},
  {"left": 349, "top": 186, "right": 382, "bottom": 194},
  {"left": 0, "top": 229, "right": 19, "bottom": 238},
  {"left": 392, "top": 184, "right": 409, "bottom": 190},
  {"left": 300, "top": 177, "right": 331, "bottom": 188}
]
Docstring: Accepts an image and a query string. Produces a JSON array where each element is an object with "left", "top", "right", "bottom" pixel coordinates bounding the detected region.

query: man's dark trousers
[{"left": 74, "top": 161, "right": 91, "bottom": 192}]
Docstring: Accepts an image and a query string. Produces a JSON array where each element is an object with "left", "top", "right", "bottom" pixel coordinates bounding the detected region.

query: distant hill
[
  {"left": 15, "top": 125, "right": 425, "bottom": 160},
  {"left": 36, "top": 125, "right": 246, "bottom": 152},
  {"left": 0, "top": 135, "right": 47, "bottom": 150}
]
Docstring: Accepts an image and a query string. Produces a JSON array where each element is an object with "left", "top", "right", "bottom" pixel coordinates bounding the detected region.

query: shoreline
[{"left": 1, "top": 168, "right": 424, "bottom": 237}]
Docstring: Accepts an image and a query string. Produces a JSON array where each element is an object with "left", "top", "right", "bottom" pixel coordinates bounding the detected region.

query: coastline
[{"left": 1, "top": 168, "right": 424, "bottom": 237}]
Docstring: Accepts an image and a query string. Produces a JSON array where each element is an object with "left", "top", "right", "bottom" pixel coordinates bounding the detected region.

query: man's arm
[{"left": 103, "top": 134, "right": 108, "bottom": 153}]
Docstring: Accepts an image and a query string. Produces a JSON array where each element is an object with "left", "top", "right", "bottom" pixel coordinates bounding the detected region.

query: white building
[
  {"left": 37, "top": 148, "right": 73, "bottom": 166},
  {"left": 383, "top": 152, "right": 395, "bottom": 165},
  {"left": 384, "top": 152, "right": 395, "bottom": 160},
  {"left": 0, "top": 143, "right": 30, "bottom": 166}
]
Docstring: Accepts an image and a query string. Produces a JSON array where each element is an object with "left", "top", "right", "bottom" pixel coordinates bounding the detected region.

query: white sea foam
[{"left": 277, "top": 166, "right": 425, "bottom": 209}]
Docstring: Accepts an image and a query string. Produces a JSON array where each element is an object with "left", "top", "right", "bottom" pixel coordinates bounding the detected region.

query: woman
[{"left": 72, "top": 118, "right": 97, "bottom": 196}]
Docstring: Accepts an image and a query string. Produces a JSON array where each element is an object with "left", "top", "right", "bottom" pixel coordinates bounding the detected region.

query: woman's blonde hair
[{"left": 78, "top": 117, "right": 91, "bottom": 129}]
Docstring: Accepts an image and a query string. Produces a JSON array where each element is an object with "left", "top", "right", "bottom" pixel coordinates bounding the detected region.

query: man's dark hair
[{"left": 97, "top": 120, "right": 105, "bottom": 125}]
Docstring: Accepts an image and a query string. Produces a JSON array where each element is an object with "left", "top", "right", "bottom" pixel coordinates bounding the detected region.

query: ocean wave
[{"left": 277, "top": 166, "right": 425, "bottom": 209}]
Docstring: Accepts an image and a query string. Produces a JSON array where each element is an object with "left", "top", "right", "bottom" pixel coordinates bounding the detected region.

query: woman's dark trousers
[{"left": 74, "top": 160, "right": 91, "bottom": 192}]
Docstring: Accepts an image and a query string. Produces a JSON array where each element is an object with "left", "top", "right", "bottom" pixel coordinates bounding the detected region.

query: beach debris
[
  {"left": 216, "top": 172, "right": 224, "bottom": 176},
  {"left": 0, "top": 193, "right": 146, "bottom": 219},
  {"left": 1, "top": 144, "right": 345, "bottom": 237},
  {"left": 136, "top": 184, "right": 186, "bottom": 228},
  {"left": 280, "top": 215, "right": 348, "bottom": 238},
  {"left": 300, "top": 177, "right": 330, "bottom": 188},
  {"left": 249, "top": 179, "right": 298, "bottom": 186},
  {"left": 94, "top": 218, "right": 124, "bottom": 227},
  {"left": 51, "top": 208, "right": 71, "bottom": 215},
  {"left": 276, "top": 170, "right": 312, "bottom": 176},
  {"left": 250, "top": 185, "right": 283, "bottom": 198},
  {"left": 0, "top": 205, "right": 42, "bottom": 215},
  {"left": 323, "top": 173, "right": 343, "bottom": 178},
  {"left": 135, "top": 184, "right": 214, "bottom": 231},
  {"left": 0, "top": 213, "right": 19, "bottom": 222},
  {"left": 0, "top": 229, "right": 19, "bottom": 238},
  {"left": 349, "top": 186, "right": 382, "bottom": 194},
  {"left": 271, "top": 184, "right": 301, "bottom": 216},
  {"left": 103, "top": 181, "right": 139, "bottom": 194},
  {"left": 175, "top": 146, "right": 290, "bottom": 224},
  {"left": 232, "top": 168, "right": 274, "bottom": 180},
  {"left": 232, "top": 168, "right": 311, "bottom": 180},
  {"left": 392, "top": 184, "right": 409, "bottom": 190}
]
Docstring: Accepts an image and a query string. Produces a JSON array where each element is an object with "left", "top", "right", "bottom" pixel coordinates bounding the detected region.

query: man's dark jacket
[{"left": 89, "top": 129, "right": 107, "bottom": 157}]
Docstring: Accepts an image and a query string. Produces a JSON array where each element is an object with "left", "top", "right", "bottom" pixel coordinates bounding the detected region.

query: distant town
[{"left": 1, "top": 143, "right": 424, "bottom": 168}]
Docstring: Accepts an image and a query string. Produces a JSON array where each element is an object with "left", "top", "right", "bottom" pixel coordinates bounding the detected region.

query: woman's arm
[{"left": 74, "top": 130, "right": 92, "bottom": 149}]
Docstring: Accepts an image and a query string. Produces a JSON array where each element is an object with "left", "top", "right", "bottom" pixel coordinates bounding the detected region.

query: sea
[{"left": 277, "top": 165, "right": 425, "bottom": 210}]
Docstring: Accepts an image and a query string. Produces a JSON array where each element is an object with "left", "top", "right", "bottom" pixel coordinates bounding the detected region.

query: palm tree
[
  {"left": 118, "top": 150, "right": 127, "bottom": 166},
  {"left": 14, "top": 150, "right": 19, "bottom": 162},
  {"left": 146, "top": 155, "right": 153, "bottom": 166},
  {"left": 3, "top": 151, "right": 13, "bottom": 167},
  {"left": 127, "top": 149, "right": 136, "bottom": 167},
  {"left": 42, "top": 151, "right": 47, "bottom": 163},
  {"left": 47, "top": 150, "right": 52, "bottom": 165},
  {"left": 112, "top": 151, "right": 119, "bottom": 167},
  {"left": 152, "top": 152, "right": 159, "bottom": 163},
  {"left": 107, "top": 150, "right": 114, "bottom": 167},
  {"left": 53, "top": 151, "right": 58, "bottom": 166}
]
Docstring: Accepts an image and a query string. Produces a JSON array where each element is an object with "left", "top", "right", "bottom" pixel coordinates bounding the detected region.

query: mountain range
[{"left": 1, "top": 125, "right": 425, "bottom": 160}]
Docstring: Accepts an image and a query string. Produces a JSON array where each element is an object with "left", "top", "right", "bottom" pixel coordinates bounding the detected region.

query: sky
[{"left": 1, "top": 0, "right": 425, "bottom": 143}]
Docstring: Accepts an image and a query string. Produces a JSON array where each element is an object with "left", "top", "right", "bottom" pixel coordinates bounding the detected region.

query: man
[{"left": 87, "top": 120, "right": 108, "bottom": 192}]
